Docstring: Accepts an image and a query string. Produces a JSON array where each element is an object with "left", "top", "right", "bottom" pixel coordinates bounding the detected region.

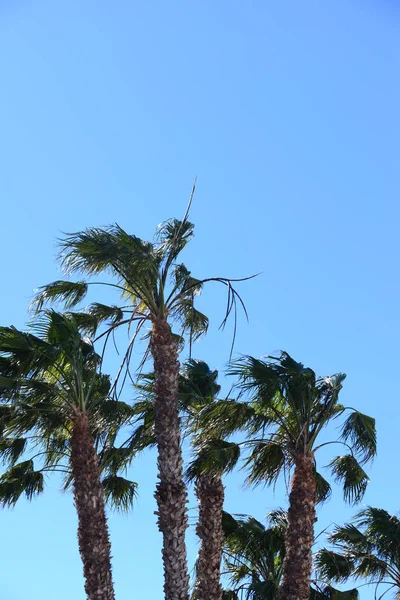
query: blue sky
[{"left": 1, "top": 1, "right": 400, "bottom": 599}]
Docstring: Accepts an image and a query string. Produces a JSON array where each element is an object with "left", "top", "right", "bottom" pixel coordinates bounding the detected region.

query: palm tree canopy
[
  {"left": 0, "top": 310, "right": 137, "bottom": 509},
  {"left": 198, "top": 352, "right": 376, "bottom": 505},
  {"left": 316, "top": 507, "right": 400, "bottom": 598},
  {"left": 221, "top": 509, "right": 287, "bottom": 600},
  {"left": 31, "top": 219, "right": 250, "bottom": 391},
  {"left": 221, "top": 510, "right": 358, "bottom": 600}
]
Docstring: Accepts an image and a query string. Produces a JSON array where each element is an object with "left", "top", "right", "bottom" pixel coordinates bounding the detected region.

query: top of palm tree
[
  {"left": 30, "top": 212, "right": 254, "bottom": 396},
  {"left": 221, "top": 508, "right": 287, "bottom": 600},
  {"left": 197, "top": 352, "right": 377, "bottom": 505},
  {"left": 0, "top": 310, "right": 137, "bottom": 510},
  {"left": 316, "top": 507, "right": 400, "bottom": 600},
  {"left": 221, "top": 509, "right": 358, "bottom": 600}
]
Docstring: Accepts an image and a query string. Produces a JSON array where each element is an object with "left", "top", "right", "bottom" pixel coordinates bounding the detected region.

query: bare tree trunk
[
  {"left": 70, "top": 411, "right": 115, "bottom": 600},
  {"left": 193, "top": 475, "right": 224, "bottom": 600},
  {"left": 280, "top": 452, "right": 316, "bottom": 600},
  {"left": 151, "top": 318, "right": 190, "bottom": 600}
]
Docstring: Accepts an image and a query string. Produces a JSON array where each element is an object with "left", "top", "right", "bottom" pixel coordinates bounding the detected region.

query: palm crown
[
  {"left": 0, "top": 310, "right": 137, "bottom": 509},
  {"left": 316, "top": 507, "right": 400, "bottom": 599},
  {"left": 32, "top": 218, "right": 248, "bottom": 388},
  {"left": 221, "top": 509, "right": 288, "bottom": 600},
  {"left": 199, "top": 352, "right": 376, "bottom": 504}
]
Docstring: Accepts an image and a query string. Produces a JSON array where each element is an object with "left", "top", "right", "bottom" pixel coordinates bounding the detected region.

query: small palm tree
[
  {"left": 32, "top": 215, "right": 248, "bottom": 600},
  {"left": 199, "top": 352, "right": 376, "bottom": 600},
  {"left": 221, "top": 509, "right": 287, "bottom": 600},
  {"left": 0, "top": 311, "right": 137, "bottom": 600},
  {"left": 221, "top": 510, "right": 358, "bottom": 600},
  {"left": 316, "top": 507, "right": 400, "bottom": 600}
]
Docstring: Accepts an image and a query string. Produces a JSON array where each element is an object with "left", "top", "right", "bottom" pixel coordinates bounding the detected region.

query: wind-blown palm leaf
[
  {"left": 329, "top": 455, "right": 369, "bottom": 504},
  {"left": 0, "top": 460, "right": 44, "bottom": 506},
  {"left": 187, "top": 440, "right": 240, "bottom": 481},
  {"left": 315, "top": 470, "right": 332, "bottom": 504},
  {"left": 101, "top": 475, "right": 138, "bottom": 511},
  {"left": 0, "top": 437, "right": 27, "bottom": 466},
  {"left": 340, "top": 412, "right": 377, "bottom": 465},
  {"left": 31, "top": 280, "right": 89, "bottom": 311}
]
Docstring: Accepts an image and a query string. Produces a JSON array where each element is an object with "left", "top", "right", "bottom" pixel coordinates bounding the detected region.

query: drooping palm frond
[
  {"left": 329, "top": 455, "right": 369, "bottom": 504},
  {"left": 315, "top": 550, "right": 356, "bottom": 582},
  {"left": 340, "top": 412, "right": 377, "bottom": 465},
  {"left": 101, "top": 475, "right": 138, "bottom": 512},
  {"left": 0, "top": 460, "right": 44, "bottom": 506},
  {"left": 31, "top": 280, "right": 89, "bottom": 312},
  {"left": 186, "top": 439, "right": 240, "bottom": 481},
  {"left": 196, "top": 399, "right": 257, "bottom": 439},
  {"left": 244, "top": 442, "right": 286, "bottom": 487},
  {"left": 0, "top": 436, "right": 27, "bottom": 466},
  {"left": 314, "top": 470, "right": 333, "bottom": 504}
]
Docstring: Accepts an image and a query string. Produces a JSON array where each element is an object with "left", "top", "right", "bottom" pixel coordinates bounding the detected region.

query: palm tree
[
  {"left": 0, "top": 311, "right": 137, "bottom": 600},
  {"left": 221, "top": 510, "right": 358, "bottom": 600},
  {"left": 32, "top": 214, "right": 248, "bottom": 600},
  {"left": 316, "top": 507, "right": 400, "bottom": 600},
  {"left": 199, "top": 352, "right": 376, "bottom": 600},
  {"left": 221, "top": 509, "right": 287, "bottom": 600},
  {"left": 180, "top": 360, "right": 239, "bottom": 600},
  {"left": 126, "top": 359, "right": 239, "bottom": 600}
]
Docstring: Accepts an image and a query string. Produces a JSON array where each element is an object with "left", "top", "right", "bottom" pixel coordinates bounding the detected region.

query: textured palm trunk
[
  {"left": 70, "top": 411, "right": 115, "bottom": 600},
  {"left": 151, "top": 318, "right": 190, "bottom": 600},
  {"left": 280, "top": 452, "right": 316, "bottom": 600},
  {"left": 193, "top": 475, "right": 224, "bottom": 600}
]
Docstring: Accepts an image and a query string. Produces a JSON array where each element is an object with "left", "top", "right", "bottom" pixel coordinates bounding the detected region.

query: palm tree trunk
[
  {"left": 70, "top": 411, "right": 115, "bottom": 600},
  {"left": 280, "top": 452, "right": 316, "bottom": 600},
  {"left": 151, "top": 318, "right": 190, "bottom": 600},
  {"left": 193, "top": 475, "right": 224, "bottom": 600}
]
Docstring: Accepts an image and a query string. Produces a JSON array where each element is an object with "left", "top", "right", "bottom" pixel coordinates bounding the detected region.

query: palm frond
[
  {"left": 187, "top": 440, "right": 240, "bottom": 480},
  {"left": 329, "top": 455, "right": 369, "bottom": 504},
  {"left": 245, "top": 442, "right": 285, "bottom": 487},
  {"left": 101, "top": 474, "right": 138, "bottom": 512},
  {"left": 315, "top": 549, "right": 355, "bottom": 582},
  {"left": 98, "top": 445, "right": 135, "bottom": 474},
  {"left": 340, "top": 411, "right": 377, "bottom": 464},
  {"left": 0, "top": 437, "right": 27, "bottom": 466},
  {"left": 31, "top": 280, "right": 88, "bottom": 312},
  {"left": 328, "top": 523, "right": 368, "bottom": 550},
  {"left": 355, "top": 507, "right": 400, "bottom": 561},
  {"left": 315, "top": 470, "right": 332, "bottom": 504},
  {"left": 0, "top": 460, "right": 44, "bottom": 506},
  {"left": 88, "top": 303, "right": 124, "bottom": 325},
  {"left": 196, "top": 400, "right": 255, "bottom": 438}
]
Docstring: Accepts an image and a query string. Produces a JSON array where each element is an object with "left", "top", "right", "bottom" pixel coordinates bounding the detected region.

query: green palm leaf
[{"left": 329, "top": 455, "right": 369, "bottom": 504}]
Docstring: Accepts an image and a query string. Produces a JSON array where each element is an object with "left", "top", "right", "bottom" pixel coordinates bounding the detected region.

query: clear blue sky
[{"left": 1, "top": 1, "right": 399, "bottom": 599}]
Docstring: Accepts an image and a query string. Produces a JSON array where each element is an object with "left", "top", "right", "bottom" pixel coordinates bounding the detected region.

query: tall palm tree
[
  {"left": 126, "top": 359, "right": 239, "bottom": 600},
  {"left": 199, "top": 352, "right": 376, "bottom": 600},
  {"left": 32, "top": 215, "right": 248, "bottom": 600},
  {"left": 0, "top": 311, "right": 137, "bottom": 600},
  {"left": 180, "top": 360, "right": 239, "bottom": 600},
  {"left": 316, "top": 507, "right": 400, "bottom": 600}
]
